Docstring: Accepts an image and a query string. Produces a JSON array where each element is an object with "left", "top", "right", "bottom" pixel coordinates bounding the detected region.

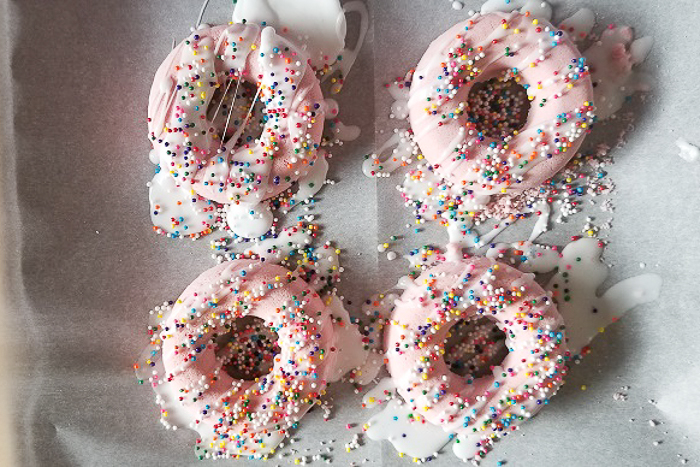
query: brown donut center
[
  {"left": 214, "top": 315, "right": 280, "bottom": 380},
  {"left": 443, "top": 316, "right": 508, "bottom": 379},
  {"left": 206, "top": 77, "right": 267, "bottom": 150},
  {"left": 465, "top": 75, "right": 530, "bottom": 140}
]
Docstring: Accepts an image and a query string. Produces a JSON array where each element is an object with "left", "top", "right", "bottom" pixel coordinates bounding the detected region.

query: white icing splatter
[
  {"left": 362, "top": 129, "right": 419, "bottom": 177},
  {"left": 326, "top": 295, "right": 370, "bottom": 382},
  {"left": 148, "top": 170, "right": 218, "bottom": 237},
  {"left": 387, "top": 77, "right": 411, "bottom": 120},
  {"left": 489, "top": 238, "right": 662, "bottom": 353},
  {"left": 480, "top": 0, "right": 553, "bottom": 21},
  {"left": 584, "top": 26, "right": 653, "bottom": 120},
  {"left": 283, "top": 155, "right": 330, "bottom": 214},
  {"left": 675, "top": 138, "right": 700, "bottom": 163},
  {"left": 224, "top": 202, "right": 274, "bottom": 239},
  {"left": 559, "top": 8, "right": 595, "bottom": 42},
  {"left": 365, "top": 398, "right": 453, "bottom": 460},
  {"left": 232, "top": 0, "right": 346, "bottom": 70}
]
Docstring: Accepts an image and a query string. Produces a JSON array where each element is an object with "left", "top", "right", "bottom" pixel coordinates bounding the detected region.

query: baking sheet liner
[{"left": 1, "top": 0, "right": 699, "bottom": 465}]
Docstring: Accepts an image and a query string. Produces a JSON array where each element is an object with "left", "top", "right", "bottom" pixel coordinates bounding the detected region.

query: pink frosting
[
  {"left": 408, "top": 12, "right": 595, "bottom": 194},
  {"left": 157, "top": 259, "right": 337, "bottom": 458},
  {"left": 148, "top": 23, "right": 325, "bottom": 205},
  {"left": 385, "top": 256, "right": 569, "bottom": 451}
]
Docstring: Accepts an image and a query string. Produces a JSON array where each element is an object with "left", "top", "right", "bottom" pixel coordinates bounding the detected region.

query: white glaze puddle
[
  {"left": 355, "top": 292, "right": 399, "bottom": 384},
  {"left": 364, "top": 398, "right": 453, "bottom": 460},
  {"left": 326, "top": 295, "right": 370, "bottom": 382},
  {"left": 282, "top": 155, "right": 329, "bottom": 214},
  {"left": 559, "top": 8, "right": 595, "bottom": 42},
  {"left": 232, "top": 0, "right": 346, "bottom": 70},
  {"left": 676, "top": 138, "right": 700, "bottom": 163},
  {"left": 362, "top": 129, "right": 419, "bottom": 177},
  {"left": 528, "top": 201, "right": 550, "bottom": 241},
  {"left": 444, "top": 201, "right": 548, "bottom": 260},
  {"left": 488, "top": 237, "right": 663, "bottom": 353},
  {"left": 148, "top": 170, "right": 218, "bottom": 236},
  {"left": 321, "top": 98, "right": 362, "bottom": 149},
  {"left": 387, "top": 76, "right": 412, "bottom": 120},
  {"left": 224, "top": 202, "right": 273, "bottom": 239},
  {"left": 480, "top": 0, "right": 552, "bottom": 20},
  {"left": 231, "top": 0, "right": 369, "bottom": 87},
  {"left": 584, "top": 26, "right": 653, "bottom": 120},
  {"left": 327, "top": 1, "right": 370, "bottom": 94},
  {"left": 331, "top": 120, "right": 362, "bottom": 142}
]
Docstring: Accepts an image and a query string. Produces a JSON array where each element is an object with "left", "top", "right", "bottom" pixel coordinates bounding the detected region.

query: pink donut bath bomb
[
  {"left": 408, "top": 11, "right": 595, "bottom": 194},
  {"left": 147, "top": 259, "right": 339, "bottom": 459},
  {"left": 385, "top": 256, "right": 570, "bottom": 448},
  {"left": 148, "top": 23, "right": 326, "bottom": 205}
]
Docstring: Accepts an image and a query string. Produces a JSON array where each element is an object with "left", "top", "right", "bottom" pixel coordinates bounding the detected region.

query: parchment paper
[{"left": 1, "top": 0, "right": 699, "bottom": 466}]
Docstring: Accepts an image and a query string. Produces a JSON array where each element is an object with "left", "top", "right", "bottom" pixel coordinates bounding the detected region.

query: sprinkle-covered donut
[
  {"left": 148, "top": 22, "right": 325, "bottom": 210},
  {"left": 408, "top": 11, "right": 595, "bottom": 194},
  {"left": 385, "top": 256, "right": 569, "bottom": 457},
  {"left": 138, "top": 259, "right": 339, "bottom": 459}
]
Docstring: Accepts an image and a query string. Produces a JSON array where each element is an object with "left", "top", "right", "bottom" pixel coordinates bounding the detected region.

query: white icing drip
[
  {"left": 232, "top": 0, "right": 346, "bottom": 70},
  {"left": 323, "top": 98, "right": 340, "bottom": 118},
  {"left": 148, "top": 148, "right": 160, "bottom": 165},
  {"left": 365, "top": 398, "right": 453, "bottom": 459},
  {"left": 224, "top": 202, "right": 273, "bottom": 239},
  {"left": 194, "top": 0, "right": 211, "bottom": 30},
  {"left": 387, "top": 77, "right": 412, "bottom": 120},
  {"left": 327, "top": 1, "right": 370, "bottom": 94},
  {"left": 488, "top": 238, "right": 663, "bottom": 353},
  {"left": 283, "top": 154, "right": 329, "bottom": 214},
  {"left": 326, "top": 295, "right": 370, "bottom": 382},
  {"left": 362, "top": 129, "right": 419, "bottom": 177},
  {"left": 241, "top": 227, "right": 312, "bottom": 262},
  {"left": 452, "top": 432, "right": 474, "bottom": 462},
  {"left": 480, "top": 0, "right": 552, "bottom": 21},
  {"left": 559, "top": 8, "right": 595, "bottom": 42},
  {"left": 322, "top": 98, "right": 361, "bottom": 146},
  {"left": 391, "top": 100, "right": 409, "bottom": 120},
  {"left": 528, "top": 202, "right": 550, "bottom": 240},
  {"left": 584, "top": 26, "right": 653, "bottom": 119},
  {"left": 148, "top": 170, "right": 217, "bottom": 236},
  {"left": 331, "top": 121, "right": 361, "bottom": 142},
  {"left": 545, "top": 239, "right": 662, "bottom": 353},
  {"left": 445, "top": 214, "right": 518, "bottom": 257}
]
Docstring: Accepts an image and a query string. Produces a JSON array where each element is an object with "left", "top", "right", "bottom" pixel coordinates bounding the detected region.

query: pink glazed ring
[
  {"left": 154, "top": 259, "right": 338, "bottom": 459},
  {"left": 408, "top": 11, "right": 595, "bottom": 194},
  {"left": 148, "top": 23, "right": 325, "bottom": 205},
  {"left": 385, "top": 256, "right": 569, "bottom": 451}
]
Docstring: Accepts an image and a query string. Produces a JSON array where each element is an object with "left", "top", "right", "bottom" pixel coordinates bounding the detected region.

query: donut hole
[
  {"left": 215, "top": 316, "right": 280, "bottom": 380},
  {"left": 443, "top": 317, "right": 508, "bottom": 378},
  {"left": 465, "top": 75, "right": 530, "bottom": 140},
  {"left": 206, "top": 78, "right": 267, "bottom": 149}
]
